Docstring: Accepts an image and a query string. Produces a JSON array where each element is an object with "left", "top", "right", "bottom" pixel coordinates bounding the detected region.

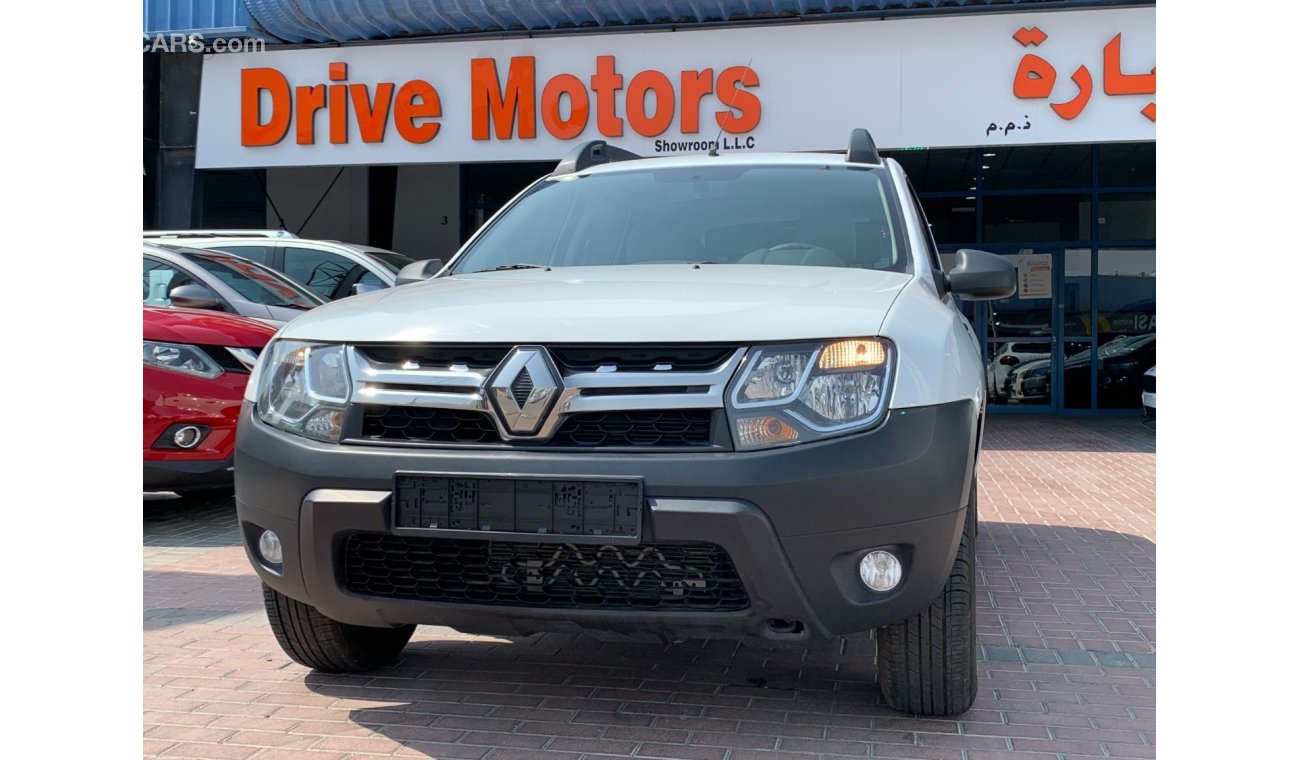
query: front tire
[
  {"left": 874, "top": 521, "right": 978, "bottom": 715},
  {"left": 262, "top": 584, "right": 415, "bottom": 672}
]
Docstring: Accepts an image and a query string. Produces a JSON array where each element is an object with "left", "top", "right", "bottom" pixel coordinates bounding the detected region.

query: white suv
[{"left": 235, "top": 131, "right": 1016, "bottom": 716}]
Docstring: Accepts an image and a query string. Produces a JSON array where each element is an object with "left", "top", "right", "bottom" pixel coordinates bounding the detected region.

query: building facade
[{"left": 143, "top": 0, "right": 1155, "bottom": 413}]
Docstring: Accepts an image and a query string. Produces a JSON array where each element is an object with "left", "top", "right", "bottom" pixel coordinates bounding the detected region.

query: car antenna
[{"left": 708, "top": 57, "right": 753, "bottom": 157}]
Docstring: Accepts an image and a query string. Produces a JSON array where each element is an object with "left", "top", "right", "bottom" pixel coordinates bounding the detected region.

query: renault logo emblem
[{"left": 488, "top": 347, "right": 561, "bottom": 436}]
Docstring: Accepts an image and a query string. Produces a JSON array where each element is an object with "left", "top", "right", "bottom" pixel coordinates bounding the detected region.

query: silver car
[
  {"left": 143, "top": 242, "right": 324, "bottom": 324},
  {"left": 176, "top": 237, "right": 418, "bottom": 301}
]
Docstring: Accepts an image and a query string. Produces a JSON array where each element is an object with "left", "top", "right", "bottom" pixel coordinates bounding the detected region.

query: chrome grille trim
[
  {"left": 344, "top": 345, "right": 746, "bottom": 444},
  {"left": 225, "top": 346, "right": 261, "bottom": 372}
]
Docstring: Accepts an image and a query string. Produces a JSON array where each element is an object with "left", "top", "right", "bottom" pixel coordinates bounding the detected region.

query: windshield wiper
[{"left": 472, "top": 263, "right": 552, "bottom": 273}]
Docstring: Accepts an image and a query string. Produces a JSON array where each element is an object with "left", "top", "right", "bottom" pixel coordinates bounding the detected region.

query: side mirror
[
  {"left": 394, "top": 258, "right": 445, "bottom": 286},
  {"left": 945, "top": 249, "right": 1017, "bottom": 300},
  {"left": 168, "top": 283, "right": 221, "bottom": 310},
  {"left": 352, "top": 283, "right": 383, "bottom": 296}
]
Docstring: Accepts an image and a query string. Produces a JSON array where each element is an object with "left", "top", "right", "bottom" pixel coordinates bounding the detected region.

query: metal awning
[{"left": 146, "top": 0, "right": 1153, "bottom": 45}]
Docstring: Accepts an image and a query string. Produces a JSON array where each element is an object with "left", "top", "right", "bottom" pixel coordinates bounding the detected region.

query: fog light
[
  {"left": 859, "top": 550, "right": 902, "bottom": 592},
  {"left": 258, "top": 530, "right": 283, "bottom": 565},
  {"left": 172, "top": 425, "right": 204, "bottom": 449}
]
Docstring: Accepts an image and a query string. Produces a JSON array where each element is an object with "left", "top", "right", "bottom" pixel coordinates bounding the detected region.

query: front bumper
[
  {"left": 144, "top": 457, "right": 235, "bottom": 491},
  {"left": 235, "top": 399, "right": 978, "bottom": 643}
]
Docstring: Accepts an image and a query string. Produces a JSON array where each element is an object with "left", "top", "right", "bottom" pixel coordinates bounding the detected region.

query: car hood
[
  {"left": 277, "top": 265, "right": 913, "bottom": 344},
  {"left": 143, "top": 306, "right": 279, "bottom": 347}
]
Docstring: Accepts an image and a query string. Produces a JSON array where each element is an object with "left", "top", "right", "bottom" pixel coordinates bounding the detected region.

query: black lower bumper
[
  {"left": 144, "top": 457, "right": 234, "bottom": 491},
  {"left": 235, "top": 399, "right": 978, "bottom": 643}
]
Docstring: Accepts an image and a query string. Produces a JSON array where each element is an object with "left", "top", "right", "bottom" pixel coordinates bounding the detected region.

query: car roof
[
  {"left": 179, "top": 236, "right": 377, "bottom": 253},
  {"left": 143, "top": 229, "right": 297, "bottom": 239},
  {"left": 569, "top": 151, "right": 887, "bottom": 178}
]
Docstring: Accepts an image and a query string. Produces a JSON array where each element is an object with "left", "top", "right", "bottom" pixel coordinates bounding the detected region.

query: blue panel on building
[{"left": 143, "top": 0, "right": 254, "bottom": 37}]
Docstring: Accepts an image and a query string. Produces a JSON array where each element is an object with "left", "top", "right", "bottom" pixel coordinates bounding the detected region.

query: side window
[
  {"left": 143, "top": 257, "right": 192, "bottom": 306},
  {"left": 905, "top": 180, "right": 943, "bottom": 272},
  {"left": 283, "top": 247, "right": 364, "bottom": 300},
  {"left": 208, "top": 244, "right": 272, "bottom": 265}
]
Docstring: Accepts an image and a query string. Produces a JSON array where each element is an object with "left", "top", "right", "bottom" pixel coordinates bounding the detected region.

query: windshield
[
  {"left": 185, "top": 251, "right": 324, "bottom": 309},
  {"left": 361, "top": 249, "right": 417, "bottom": 273},
  {"left": 451, "top": 164, "right": 909, "bottom": 274}
]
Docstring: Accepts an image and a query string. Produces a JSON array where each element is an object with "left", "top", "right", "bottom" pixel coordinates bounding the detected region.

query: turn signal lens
[
  {"left": 818, "top": 339, "right": 887, "bottom": 370},
  {"left": 735, "top": 415, "right": 800, "bottom": 449}
]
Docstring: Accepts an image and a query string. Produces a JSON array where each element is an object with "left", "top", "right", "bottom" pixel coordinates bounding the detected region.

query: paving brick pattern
[{"left": 144, "top": 416, "right": 1155, "bottom": 759}]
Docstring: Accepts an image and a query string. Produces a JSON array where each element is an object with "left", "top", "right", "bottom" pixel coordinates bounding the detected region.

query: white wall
[
  {"left": 392, "top": 164, "right": 461, "bottom": 260},
  {"left": 266, "top": 166, "right": 369, "bottom": 242}
]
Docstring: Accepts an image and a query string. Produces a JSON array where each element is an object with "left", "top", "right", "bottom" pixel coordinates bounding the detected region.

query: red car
[{"left": 144, "top": 306, "right": 278, "bottom": 492}]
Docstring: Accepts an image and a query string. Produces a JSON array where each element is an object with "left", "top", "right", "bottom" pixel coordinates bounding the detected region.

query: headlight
[
  {"left": 727, "top": 338, "right": 893, "bottom": 451},
  {"left": 143, "top": 341, "right": 223, "bottom": 379},
  {"left": 255, "top": 340, "right": 351, "bottom": 442}
]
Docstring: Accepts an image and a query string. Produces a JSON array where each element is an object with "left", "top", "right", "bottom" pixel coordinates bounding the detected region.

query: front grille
[
  {"left": 356, "top": 344, "right": 510, "bottom": 370},
  {"left": 510, "top": 370, "right": 535, "bottom": 405},
  {"left": 549, "top": 344, "right": 739, "bottom": 372},
  {"left": 361, "top": 407, "right": 502, "bottom": 444},
  {"left": 1143, "top": 374, "right": 1156, "bottom": 393},
  {"left": 551, "top": 410, "right": 714, "bottom": 447},
  {"left": 343, "top": 534, "right": 749, "bottom": 610},
  {"left": 358, "top": 407, "right": 715, "bottom": 448}
]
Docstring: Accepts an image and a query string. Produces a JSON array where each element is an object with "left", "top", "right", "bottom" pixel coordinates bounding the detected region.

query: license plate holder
[{"left": 391, "top": 472, "right": 643, "bottom": 544}]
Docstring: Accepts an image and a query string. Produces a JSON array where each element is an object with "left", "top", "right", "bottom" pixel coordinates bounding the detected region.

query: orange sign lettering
[
  {"left": 1011, "top": 27, "right": 1155, "bottom": 123},
  {"left": 241, "top": 68, "right": 291, "bottom": 146},
  {"left": 240, "top": 62, "right": 444, "bottom": 147},
  {"left": 238, "top": 56, "right": 762, "bottom": 148}
]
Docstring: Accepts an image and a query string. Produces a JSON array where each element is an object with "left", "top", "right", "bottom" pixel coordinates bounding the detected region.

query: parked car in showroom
[
  {"left": 179, "top": 237, "right": 419, "bottom": 301},
  {"left": 1142, "top": 365, "right": 1156, "bottom": 417},
  {"left": 235, "top": 132, "right": 1018, "bottom": 716},
  {"left": 144, "top": 242, "right": 325, "bottom": 324},
  {"left": 986, "top": 342, "right": 1050, "bottom": 402},
  {"left": 1005, "top": 356, "right": 1051, "bottom": 404},
  {"left": 144, "top": 306, "right": 278, "bottom": 493},
  {"left": 1006, "top": 335, "right": 1156, "bottom": 407}
]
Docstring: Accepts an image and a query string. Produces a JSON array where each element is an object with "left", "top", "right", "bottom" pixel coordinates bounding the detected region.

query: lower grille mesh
[
  {"left": 343, "top": 534, "right": 749, "bottom": 610},
  {"left": 550, "top": 410, "right": 713, "bottom": 447},
  {"left": 360, "top": 407, "right": 501, "bottom": 444}
]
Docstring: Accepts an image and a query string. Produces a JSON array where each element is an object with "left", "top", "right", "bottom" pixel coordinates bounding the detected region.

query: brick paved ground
[{"left": 144, "top": 415, "right": 1155, "bottom": 760}]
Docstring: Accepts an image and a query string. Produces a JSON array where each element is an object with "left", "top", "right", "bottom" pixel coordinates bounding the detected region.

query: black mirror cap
[
  {"left": 946, "top": 249, "right": 1017, "bottom": 300},
  {"left": 168, "top": 283, "right": 220, "bottom": 310},
  {"left": 395, "top": 258, "right": 445, "bottom": 287}
]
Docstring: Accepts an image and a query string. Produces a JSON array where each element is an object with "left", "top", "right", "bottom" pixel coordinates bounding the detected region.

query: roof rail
[
  {"left": 846, "top": 129, "right": 882, "bottom": 165},
  {"left": 553, "top": 140, "right": 640, "bottom": 175},
  {"left": 142, "top": 229, "right": 298, "bottom": 239}
]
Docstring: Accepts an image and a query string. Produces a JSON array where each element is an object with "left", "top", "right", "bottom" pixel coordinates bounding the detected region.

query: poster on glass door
[{"left": 1017, "top": 254, "right": 1053, "bottom": 299}]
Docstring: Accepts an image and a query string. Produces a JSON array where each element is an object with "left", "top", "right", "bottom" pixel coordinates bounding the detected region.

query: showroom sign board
[{"left": 196, "top": 6, "right": 1153, "bottom": 168}]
